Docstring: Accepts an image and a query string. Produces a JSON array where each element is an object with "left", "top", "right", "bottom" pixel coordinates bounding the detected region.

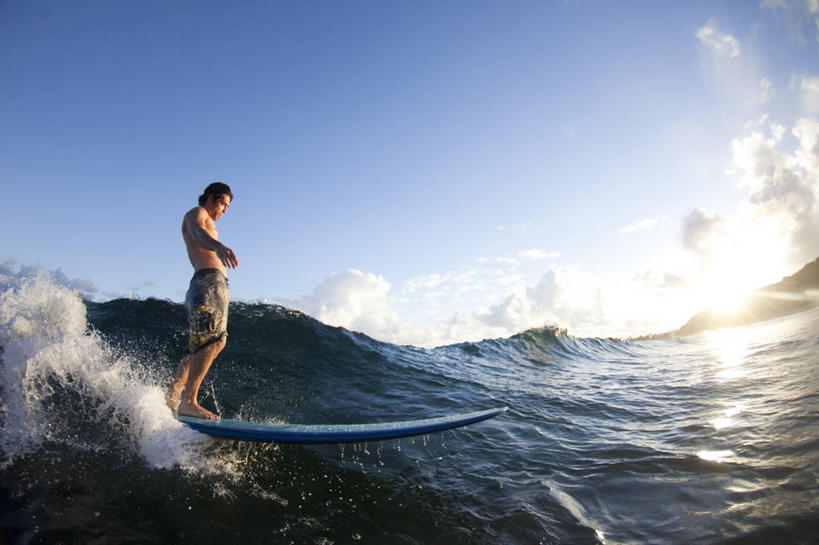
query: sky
[{"left": 2, "top": 0, "right": 818, "bottom": 347}]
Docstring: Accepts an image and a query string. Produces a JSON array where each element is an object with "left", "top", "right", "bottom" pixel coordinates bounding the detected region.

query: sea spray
[{"left": 0, "top": 276, "right": 235, "bottom": 476}]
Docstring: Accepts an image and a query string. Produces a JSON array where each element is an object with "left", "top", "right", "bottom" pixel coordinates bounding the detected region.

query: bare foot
[
  {"left": 177, "top": 400, "right": 220, "bottom": 420},
  {"left": 166, "top": 385, "right": 183, "bottom": 411}
]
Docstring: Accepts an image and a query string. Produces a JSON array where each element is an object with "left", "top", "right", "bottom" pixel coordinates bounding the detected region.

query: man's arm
[{"left": 184, "top": 208, "right": 239, "bottom": 269}]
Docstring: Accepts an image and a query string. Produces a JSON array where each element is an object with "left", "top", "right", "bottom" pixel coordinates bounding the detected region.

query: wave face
[{"left": 2, "top": 276, "right": 818, "bottom": 544}]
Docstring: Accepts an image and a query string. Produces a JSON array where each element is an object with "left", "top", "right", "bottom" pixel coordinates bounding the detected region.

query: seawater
[{"left": 1, "top": 275, "right": 817, "bottom": 544}]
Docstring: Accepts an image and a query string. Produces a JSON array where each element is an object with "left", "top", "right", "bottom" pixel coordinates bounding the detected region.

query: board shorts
[{"left": 185, "top": 268, "right": 229, "bottom": 354}]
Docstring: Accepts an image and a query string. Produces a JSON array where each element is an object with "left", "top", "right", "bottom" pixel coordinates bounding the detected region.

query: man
[{"left": 166, "top": 182, "right": 239, "bottom": 420}]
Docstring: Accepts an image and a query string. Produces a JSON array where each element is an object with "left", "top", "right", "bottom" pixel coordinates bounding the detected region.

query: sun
[
  {"left": 696, "top": 267, "right": 756, "bottom": 314},
  {"left": 682, "top": 212, "right": 795, "bottom": 318},
  {"left": 692, "top": 230, "right": 790, "bottom": 316}
]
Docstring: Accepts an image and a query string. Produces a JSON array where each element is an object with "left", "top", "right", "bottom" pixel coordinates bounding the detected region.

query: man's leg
[
  {"left": 177, "top": 337, "right": 227, "bottom": 420},
  {"left": 165, "top": 356, "right": 191, "bottom": 410}
]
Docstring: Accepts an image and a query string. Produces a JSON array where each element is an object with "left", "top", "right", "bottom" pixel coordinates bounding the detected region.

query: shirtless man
[{"left": 166, "top": 182, "right": 239, "bottom": 420}]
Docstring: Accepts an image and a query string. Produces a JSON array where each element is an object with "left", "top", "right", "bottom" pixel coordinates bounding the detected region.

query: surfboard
[{"left": 177, "top": 406, "right": 508, "bottom": 444}]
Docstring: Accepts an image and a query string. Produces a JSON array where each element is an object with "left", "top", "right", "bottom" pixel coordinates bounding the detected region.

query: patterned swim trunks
[{"left": 185, "top": 268, "right": 229, "bottom": 354}]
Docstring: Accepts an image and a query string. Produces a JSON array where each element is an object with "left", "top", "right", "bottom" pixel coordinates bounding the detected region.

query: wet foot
[{"left": 177, "top": 400, "right": 220, "bottom": 420}]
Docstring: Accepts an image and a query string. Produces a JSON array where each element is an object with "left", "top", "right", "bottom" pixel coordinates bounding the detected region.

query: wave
[
  {"left": 2, "top": 273, "right": 817, "bottom": 544},
  {"left": 0, "top": 276, "right": 241, "bottom": 474}
]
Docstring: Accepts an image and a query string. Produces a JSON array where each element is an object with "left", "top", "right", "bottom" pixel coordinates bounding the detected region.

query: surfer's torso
[{"left": 182, "top": 206, "right": 226, "bottom": 274}]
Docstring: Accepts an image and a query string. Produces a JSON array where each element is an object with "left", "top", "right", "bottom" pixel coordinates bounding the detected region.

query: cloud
[
  {"left": 695, "top": 18, "right": 776, "bottom": 111},
  {"left": 632, "top": 269, "right": 687, "bottom": 289},
  {"left": 517, "top": 248, "right": 561, "bottom": 260},
  {"left": 757, "top": 77, "right": 774, "bottom": 107},
  {"left": 762, "top": 0, "right": 819, "bottom": 45},
  {"left": 126, "top": 280, "right": 156, "bottom": 299},
  {"left": 0, "top": 260, "right": 97, "bottom": 297},
  {"left": 474, "top": 266, "right": 606, "bottom": 335},
  {"left": 793, "top": 117, "right": 819, "bottom": 170},
  {"left": 495, "top": 256, "right": 520, "bottom": 266},
  {"left": 279, "top": 113, "right": 819, "bottom": 348},
  {"left": 725, "top": 117, "right": 819, "bottom": 266},
  {"left": 680, "top": 208, "right": 724, "bottom": 255},
  {"left": 794, "top": 75, "right": 819, "bottom": 113},
  {"left": 279, "top": 269, "right": 410, "bottom": 342},
  {"left": 620, "top": 218, "right": 660, "bottom": 233},
  {"left": 406, "top": 273, "right": 450, "bottom": 292},
  {"left": 696, "top": 19, "right": 741, "bottom": 58}
]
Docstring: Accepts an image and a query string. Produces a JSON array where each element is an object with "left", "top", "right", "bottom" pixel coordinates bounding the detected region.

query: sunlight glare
[
  {"left": 689, "top": 213, "right": 789, "bottom": 315},
  {"left": 697, "top": 449, "right": 735, "bottom": 463}
]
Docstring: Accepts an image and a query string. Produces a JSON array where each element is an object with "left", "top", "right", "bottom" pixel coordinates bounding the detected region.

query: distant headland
[{"left": 634, "top": 256, "right": 819, "bottom": 340}]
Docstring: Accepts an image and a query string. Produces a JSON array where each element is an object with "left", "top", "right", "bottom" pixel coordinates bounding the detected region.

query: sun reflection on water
[
  {"left": 697, "top": 449, "right": 736, "bottom": 463},
  {"left": 699, "top": 327, "right": 757, "bottom": 462},
  {"left": 705, "top": 328, "right": 752, "bottom": 381},
  {"left": 709, "top": 404, "right": 747, "bottom": 431}
]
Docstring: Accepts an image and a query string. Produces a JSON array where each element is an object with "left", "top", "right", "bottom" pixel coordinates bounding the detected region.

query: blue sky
[{"left": 2, "top": 1, "right": 818, "bottom": 346}]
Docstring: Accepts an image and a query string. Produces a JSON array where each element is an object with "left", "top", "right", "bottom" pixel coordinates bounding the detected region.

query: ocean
[{"left": 1, "top": 275, "right": 818, "bottom": 544}]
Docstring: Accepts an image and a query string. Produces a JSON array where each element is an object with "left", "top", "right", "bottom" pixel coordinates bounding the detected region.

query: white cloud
[
  {"left": 473, "top": 266, "right": 607, "bottom": 336},
  {"left": 757, "top": 77, "right": 774, "bottom": 107},
  {"left": 795, "top": 75, "right": 819, "bottom": 113},
  {"left": 695, "top": 19, "right": 776, "bottom": 111},
  {"left": 793, "top": 117, "right": 819, "bottom": 170},
  {"left": 278, "top": 269, "right": 412, "bottom": 342},
  {"left": 696, "top": 19, "right": 741, "bottom": 59},
  {"left": 0, "top": 260, "right": 97, "bottom": 297},
  {"left": 620, "top": 218, "right": 660, "bottom": 233},
  {"left": 495, "top": 256, "right": 520, "bottom": 266},
  {"left": 682, "top": 116, "right": 819, "bottom": 272},
  {"left": 277, "top": 113, "right": 819, "bottom": 347},
  {"left": 739, "top": 118, "right": 819, "bottom": 264},
  {"left": 517, "top": 248, "right": 561, "bottom": 260},
  {"left": 406, "top": 273, "right": 450, "bottom": 292},
  {"left": 743, "top": 113, "right": 770, "bottom": 131},
  {"left": 680, "top": 208, "right": 724, "bottom": 255}
]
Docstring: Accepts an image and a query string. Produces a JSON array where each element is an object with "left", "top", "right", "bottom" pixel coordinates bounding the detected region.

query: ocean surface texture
[{"left": 1, "top": 276, "right": 818, "bottom": 544}]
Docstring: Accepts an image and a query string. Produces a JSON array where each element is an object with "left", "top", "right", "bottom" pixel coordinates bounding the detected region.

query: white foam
[{"left": 0, "top": 275, "right": 239, "bottom": 476}]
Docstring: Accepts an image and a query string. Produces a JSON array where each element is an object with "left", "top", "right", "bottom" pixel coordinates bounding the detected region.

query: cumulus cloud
[
  {"left": 474, "top": 266, "right": 606, "bottom": 335},
  {"left": 727, "top": 117, "right": 819, "bottom": 265},
  {"left": 696, "top": 19, "right": 741, "bottom": 58},
  {"left": 279, "top": 113, "right": 819, "bottom": 346},
  {"left": 280, "top": 269, "right": 409, "bottom": 342},
  {"left": 680, "top": 208, "right": 724, "bottom": 255}
]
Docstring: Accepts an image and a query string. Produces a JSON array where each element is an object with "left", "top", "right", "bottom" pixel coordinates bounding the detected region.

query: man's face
[{"left": 206, "top": 194, "right": 231, "bottom": 221}]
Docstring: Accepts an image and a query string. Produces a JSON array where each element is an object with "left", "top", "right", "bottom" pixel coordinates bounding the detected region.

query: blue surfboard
[{"left": 177, "top": 406, "right": 507, "bottom": 444}]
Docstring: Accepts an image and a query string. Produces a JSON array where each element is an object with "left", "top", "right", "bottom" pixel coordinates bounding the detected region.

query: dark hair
[{"left": 198, "top": 182, "right": 234, "bottom": 206}]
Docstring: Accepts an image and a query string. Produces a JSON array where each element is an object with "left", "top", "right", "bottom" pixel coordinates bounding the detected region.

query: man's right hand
[{"left": 217, "top": 245, "right": 239, "bottom": 269}]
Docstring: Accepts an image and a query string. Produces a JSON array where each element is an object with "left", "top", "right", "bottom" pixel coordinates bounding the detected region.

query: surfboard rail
[{"left": 177, "top": 406, "right": 508, "bottom": 444}]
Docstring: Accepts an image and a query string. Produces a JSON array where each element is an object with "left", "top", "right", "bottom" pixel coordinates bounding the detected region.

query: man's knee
[{"left": 213, "top": 335, "right": 227, "bottom": 352}]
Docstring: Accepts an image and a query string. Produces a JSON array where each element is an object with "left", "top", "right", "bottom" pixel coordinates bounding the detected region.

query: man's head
[{"left": 199, "top": 182, "right": 233, "bottom": 221}]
